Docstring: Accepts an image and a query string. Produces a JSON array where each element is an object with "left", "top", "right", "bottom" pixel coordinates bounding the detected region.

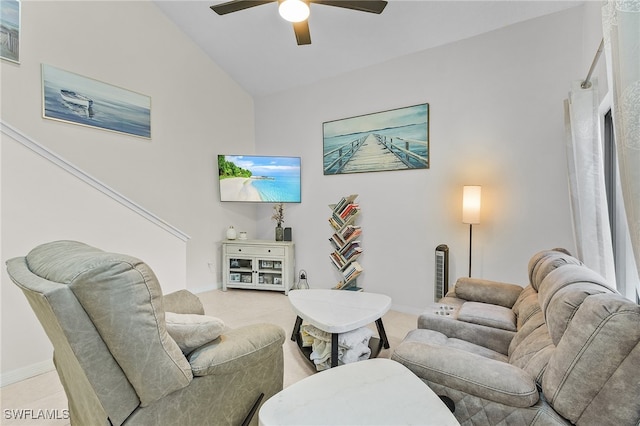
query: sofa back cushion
[
  {"left": 528, "top": 250, "right": 582, "bottom": 291},
  {"left": 538, "top": 265, "right": 615, "bottom": 345},
  {"left": 542, "top": 294, "right": 640, "bottom": 425},
  {"left": 508, "top": 311, "right": 554, "bottom": 384},
  {"left": 25, "top": 241, "right": 193, "bottom": 407},
  {"left": 511, "top": 285, "right": 541, "bottom": 329}
]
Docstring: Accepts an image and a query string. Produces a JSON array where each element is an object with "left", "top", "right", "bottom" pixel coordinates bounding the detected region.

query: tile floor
[{"left": 0, "top": 289, "right": 418, "bottom": 425}]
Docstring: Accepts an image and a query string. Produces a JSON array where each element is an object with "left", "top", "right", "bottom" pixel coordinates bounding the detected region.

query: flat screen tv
[{"left": 218, "top": 155, "right": 301, "bottom": 203}]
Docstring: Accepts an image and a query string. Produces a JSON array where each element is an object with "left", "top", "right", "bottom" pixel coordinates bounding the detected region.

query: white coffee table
[
  {"left": 258, "top": 358, "right": 460, "bottom": 425},
  {"left": 288, "top": 289, "right": 392, "bottom": 368}
]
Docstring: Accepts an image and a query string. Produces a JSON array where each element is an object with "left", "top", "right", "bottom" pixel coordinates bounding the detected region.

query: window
[{"left": 603, "top": 110, "right": 640, "bottom": 303}]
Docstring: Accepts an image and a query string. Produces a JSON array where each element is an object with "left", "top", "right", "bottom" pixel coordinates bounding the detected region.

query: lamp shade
[
  {"left": 279, "top": 0, "right": 310, "bottom": 22},
  {"left": 462, "top": 185, "right": 482, "bottom": 224}
]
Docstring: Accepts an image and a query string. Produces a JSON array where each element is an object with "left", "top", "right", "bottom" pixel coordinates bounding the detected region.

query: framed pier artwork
[
  {"left": 322, "top": 103, "right": 429, "bottom": 175},
  {"left": 1, "top": 0, "right": 20, "bottom": 63},
  {"left": 42, "top": 64, "right": 151, "bottom": 139}
]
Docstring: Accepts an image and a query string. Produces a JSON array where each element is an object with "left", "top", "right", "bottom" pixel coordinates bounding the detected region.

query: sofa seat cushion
[
  {"left": 392, "top": 329, "right": 538, "bottom": 408},
  {"left": 458, "top": 302, "right": 517, "bottom": 332}
]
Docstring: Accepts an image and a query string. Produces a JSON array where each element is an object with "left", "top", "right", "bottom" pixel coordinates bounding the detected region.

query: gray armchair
[{"left": 6, "top": 241, "right": 285, "bottom": 426}]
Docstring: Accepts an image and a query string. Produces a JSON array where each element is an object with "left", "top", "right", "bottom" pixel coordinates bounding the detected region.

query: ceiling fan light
[{"left": 279, "top": 0, "right": 310, "bottom": 23}]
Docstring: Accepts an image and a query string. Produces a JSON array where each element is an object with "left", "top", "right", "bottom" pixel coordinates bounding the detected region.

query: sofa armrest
[
  {"left": 187, "top": 323, "right": 285, "bottom": 376},
  {"left": 163, "top": 289, "right": 205, "bottom": 315},
  {"left": 392, "top": 340, "right": 538, "bottom": 408},
  {"left": 451, "top": 277, "right": 524, "bottom": 308}
]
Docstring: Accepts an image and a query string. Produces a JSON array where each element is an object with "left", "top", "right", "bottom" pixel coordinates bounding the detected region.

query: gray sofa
[
  {"left": 392, "top": 249, "right": 640, "bottom": 425},
  {"left": 6, "top": 241, "right": 286, "bottom": 426}
]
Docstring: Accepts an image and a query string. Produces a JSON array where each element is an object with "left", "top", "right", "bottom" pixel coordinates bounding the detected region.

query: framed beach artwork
[
  {"left": 42, "top": 64, "right": 151, "bottom": 139},
  {"left": 323, "top": 103, "right": 429, "bottom": 175},
  {"left": 1, "top": 0, "right": 20, "bottom": 63}
]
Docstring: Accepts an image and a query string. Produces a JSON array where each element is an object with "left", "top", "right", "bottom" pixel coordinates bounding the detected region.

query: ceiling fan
[{"left": 210, "top": 0, "right": 388, "bottom": 45}]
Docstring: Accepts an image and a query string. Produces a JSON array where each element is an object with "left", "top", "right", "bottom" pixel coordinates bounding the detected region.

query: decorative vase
[
  {"left": 226, "top": 226, "right": 237, "bottom": 240},
  {"left": 275, "top": 225, "right": 284, "bottom": 241}
]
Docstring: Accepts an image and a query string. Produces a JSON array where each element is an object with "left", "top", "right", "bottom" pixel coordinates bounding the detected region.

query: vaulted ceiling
[{"left": 154, "top": 1, "right": 583, "bottom": 97}]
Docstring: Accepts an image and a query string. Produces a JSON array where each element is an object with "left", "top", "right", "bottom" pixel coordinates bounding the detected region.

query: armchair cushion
[
  {"left": 188, "top": 323, "right": 285, "bottom": 377},
  {"left": 165, "top": 312, "right": 226, "bottom": 354}
]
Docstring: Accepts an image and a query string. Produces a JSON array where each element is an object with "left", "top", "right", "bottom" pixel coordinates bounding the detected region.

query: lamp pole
[
  {"left": 468, "top": 223, "right": 473, "bottom": 277},
  {"left": 462, "top": 186, "right": 481, "bottom": 278}
]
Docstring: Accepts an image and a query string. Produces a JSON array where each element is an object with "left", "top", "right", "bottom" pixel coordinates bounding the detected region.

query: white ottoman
[{"left": 259, "top": 358, "right": 459, "bottom": 425}]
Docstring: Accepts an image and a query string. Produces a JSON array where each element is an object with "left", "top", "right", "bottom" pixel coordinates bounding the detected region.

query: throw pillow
[{"left": 165, "top": 312, "right": 225, "bottom": 354}]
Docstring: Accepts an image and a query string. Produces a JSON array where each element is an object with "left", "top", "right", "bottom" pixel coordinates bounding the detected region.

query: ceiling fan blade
[
  {"left": 293, "top": 20, "right": 311, "bottom": 45},
  {"left": 210, "top": 0, "right": 274, "bottom": 15},
  {"left": 311, "top": 0, "right": 387, "bottom": 14}
]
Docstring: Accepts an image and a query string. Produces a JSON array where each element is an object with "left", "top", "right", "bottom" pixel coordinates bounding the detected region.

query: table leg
[
  {"left": 291, "top": 316, "right": 303, "bottom": 342},
  {"left": 376, "top": 318, "right": 390, "bottom": 349},
  {"left": 331, "top": 332, "right": 339, "bottom": 368}
]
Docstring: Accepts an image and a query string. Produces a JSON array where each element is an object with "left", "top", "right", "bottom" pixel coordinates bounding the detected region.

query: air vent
[{"left": 435, "top": 244, "right": 449, "bottom": 301}]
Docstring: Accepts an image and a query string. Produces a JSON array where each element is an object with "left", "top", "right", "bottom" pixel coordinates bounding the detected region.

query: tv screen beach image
[{"left": 218, "top": 155, "right": 301, "bottom": 203}]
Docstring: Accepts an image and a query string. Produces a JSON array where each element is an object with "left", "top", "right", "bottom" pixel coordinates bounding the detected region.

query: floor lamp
[{"left": 462, "top": 186, "right": 481, "bottom": 277}]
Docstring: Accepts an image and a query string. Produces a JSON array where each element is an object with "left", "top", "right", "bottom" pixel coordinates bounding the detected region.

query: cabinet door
[
  {"left": 228, "top": 256, "right": 254, "bottom": 284},
  {"left": 257, "top": 258, "right": 283, "bottom": 287}
]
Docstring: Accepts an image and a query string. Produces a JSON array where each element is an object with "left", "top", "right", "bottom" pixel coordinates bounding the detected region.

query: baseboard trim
[
  {"left": 189, "top": 283, "right": 221, "bottom": 295},
  {"left": 391, "top": 303, "right": 424, "bottom": 316},
  {"left": 0, "top": 360, "right": 55, "bottom": 388}
]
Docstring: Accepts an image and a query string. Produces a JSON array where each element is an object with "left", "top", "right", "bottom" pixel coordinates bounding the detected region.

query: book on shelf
[
  {"left": 332, "top": 194, "right": 358, "bottom": 216},
  {"left": 344, "top": 247, "right": 362, "bottom": 262},
  {"left": 329, "top": 233, "right": 346, "bottom": 248},
  {"left": 328, "top": 216, "right": 341, "bottom": 230},
  {"left": 340, "top": 207, "right": 359, "bottom": 223},
  {"left": 341, "top": 225, "right": 361, "bottom": 240},
  {"left": 339, "top": 241, "right": 361, "bottom": 257},
  {"left": 329, "top": 252, "right": 345, "bottom": 269},
  {"left": 342, "top": 261, "right": 363, "bottom": 281},
  {"left": 339, "top": 203, "right": 359, "bottom": 219}
]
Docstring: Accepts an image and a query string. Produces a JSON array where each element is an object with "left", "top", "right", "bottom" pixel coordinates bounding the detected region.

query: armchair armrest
[
  {"left": 187, "top": 323, "right": 285, "bottom": 376},
  {"left": 392, "top": 340, "right": 538, "bottom": 408},
  {"left": 450, "top": 277, "right": 524, "bottom": 308},
  {"left": 163, "top": 289, "right": 205, "bottom": 315}
]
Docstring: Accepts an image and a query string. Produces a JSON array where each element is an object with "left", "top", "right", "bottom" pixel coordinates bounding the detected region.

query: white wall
[
  {"left": 254, "top": 7, "right": 588, "bottom": 312},
  {"left": 0, "top": 0, "right": 257, "bottom": 293},
  {"left": 0, "top": 0, "right": 605, "bottom": 382},
  {"left": 1, "top": 128, "right": 188, "bottom": 383},
  {"left": 0, "top": 0, "right": 256, "bottom": 381}
]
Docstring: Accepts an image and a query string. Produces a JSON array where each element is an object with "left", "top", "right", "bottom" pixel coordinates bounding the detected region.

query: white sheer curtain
[
  {"left": 564, "top": 79, "right": 616, "bottom": 284},
  {"left": 602, "top": 0, "right": 640, "bottom": 286}
]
